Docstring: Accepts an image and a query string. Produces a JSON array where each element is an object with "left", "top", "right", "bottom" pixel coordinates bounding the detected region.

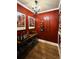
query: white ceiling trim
[
  {"left": 38, "top": 8, "right": 59, "bottom": 14},
  {"left": 17, "top": 1, "right": 34, "bottom": 13}
]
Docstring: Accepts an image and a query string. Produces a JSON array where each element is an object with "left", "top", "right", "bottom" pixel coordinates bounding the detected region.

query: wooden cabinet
[{"left": 17, "top": 33, "right": 38, "bottom": 59}]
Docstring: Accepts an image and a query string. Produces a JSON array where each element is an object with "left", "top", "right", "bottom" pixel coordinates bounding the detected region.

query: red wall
[
  {"left": 35, "top": 10, "right": 59, "bottom": 43},
  {"left": 17, "top": 3, "right": 59, "bottom": 43},
  {"left": 17, "top": 3, "right": 34, "bottom": 35}
]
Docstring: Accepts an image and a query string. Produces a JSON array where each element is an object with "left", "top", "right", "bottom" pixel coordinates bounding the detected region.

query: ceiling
[{"left": 17, "top": 0, "right": 60, "bottom": 13}]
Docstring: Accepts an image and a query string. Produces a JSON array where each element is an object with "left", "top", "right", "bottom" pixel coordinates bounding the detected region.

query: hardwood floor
[{"left": 22, "top": 40, "right": 60, "bottom": 59}]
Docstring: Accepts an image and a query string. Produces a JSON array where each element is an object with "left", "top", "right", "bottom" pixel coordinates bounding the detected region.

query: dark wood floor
[{"left": 21, "top": 41, "right": 60, "bottom": 59}]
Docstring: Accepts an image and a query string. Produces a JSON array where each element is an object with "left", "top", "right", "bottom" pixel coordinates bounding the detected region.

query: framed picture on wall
[
  {"left": 28, "top": 16, "right": 35, "bottom": 29},
  {"left": 17, "top": 12, "right": 26, "bottom": 31}
]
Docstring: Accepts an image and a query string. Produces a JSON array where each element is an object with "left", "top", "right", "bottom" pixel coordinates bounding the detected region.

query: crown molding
[
  {"left": 17, "top": 1, "right": 34, "bottom": 13},
  {"left": 38, "top": 8, "right": 59, "bottom": 14}
]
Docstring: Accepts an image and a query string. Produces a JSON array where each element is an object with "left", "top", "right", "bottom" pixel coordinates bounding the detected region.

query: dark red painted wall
[
  {"left": 17, "top": 3, "right": 59, "bottom": 43},
  {"left": 35, "top": 10, "right": 59, "bottom": 43},
  {"left": 17, "top": 3, "right": 34, "bottom": 35}
]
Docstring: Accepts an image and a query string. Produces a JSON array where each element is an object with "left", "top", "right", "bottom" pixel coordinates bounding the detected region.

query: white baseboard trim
[
  {"left": 38, "top": 39, "right": 58, "bottom": 46},
  {"left": 38, "top": 39, "right": 60, "bottom": 57}
]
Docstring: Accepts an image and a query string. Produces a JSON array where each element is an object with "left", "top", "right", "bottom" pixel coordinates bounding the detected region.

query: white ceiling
[{"left": 17, "top": 0, "right": 60, "bottom": 13}]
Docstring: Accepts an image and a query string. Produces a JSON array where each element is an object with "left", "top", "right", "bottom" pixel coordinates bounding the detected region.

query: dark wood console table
[
  {"left": 17, "top": 33, "right": 37, "bottom": 45},
  {"left": 17, "top": 33, "right": 38, "bottom": 59}
]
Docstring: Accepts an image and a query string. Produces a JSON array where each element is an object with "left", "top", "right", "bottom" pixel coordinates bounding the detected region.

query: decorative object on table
[
  {"left": 28, "top": 16, "right": 35, "bottom": 29},
  {"left": 17, "top": 11, "right": 26, "bottom": 30},
  {"left": 40, "top": 20, "right": 44, "bottom": 32}
]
